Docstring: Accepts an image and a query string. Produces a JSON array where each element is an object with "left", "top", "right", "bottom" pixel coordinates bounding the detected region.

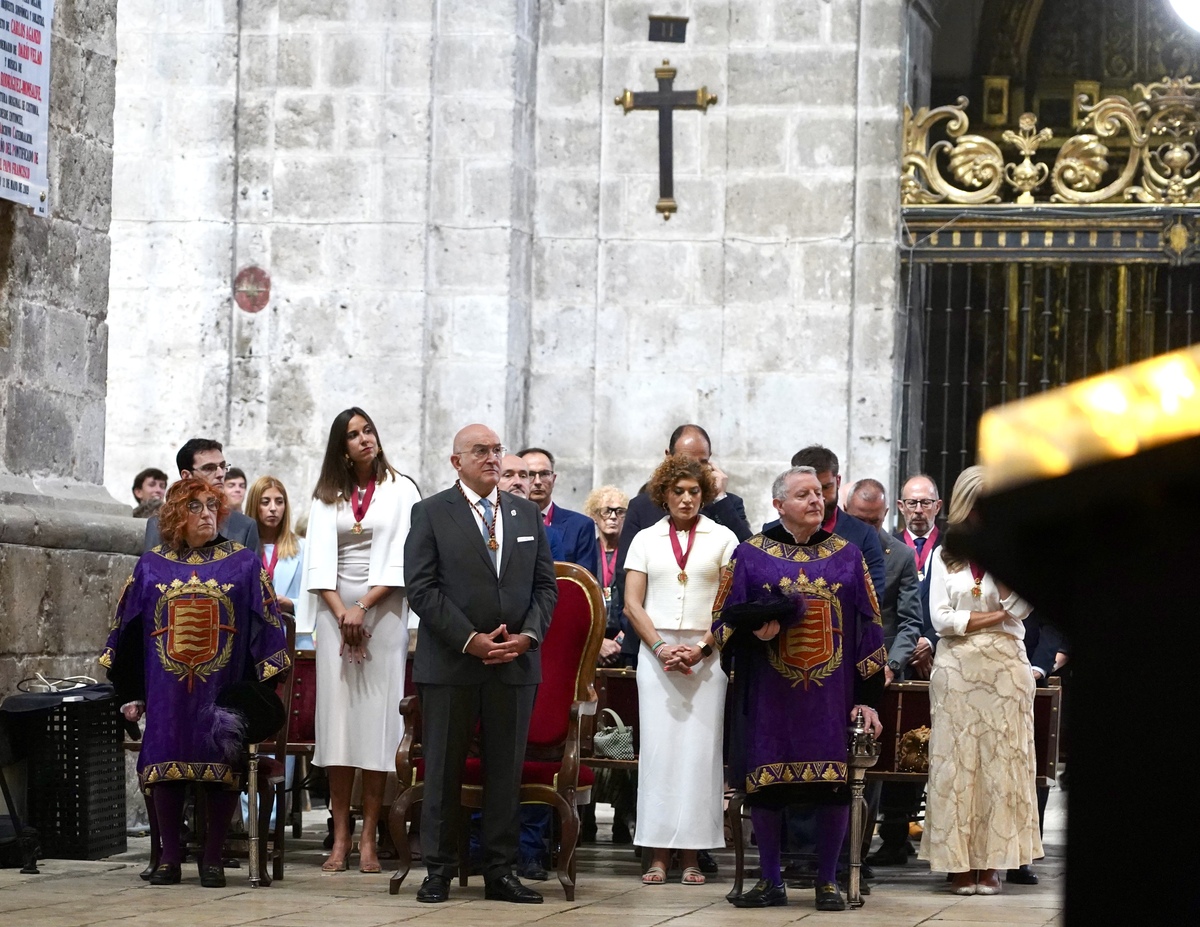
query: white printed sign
[{"left": 0, "top": 0, "right": 52, "bottom": 216}]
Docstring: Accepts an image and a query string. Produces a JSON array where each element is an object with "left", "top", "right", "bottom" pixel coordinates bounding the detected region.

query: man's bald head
[
  {"left": 451, "top": 424, "right": 503, "bottom": 495},
  {"left": 898, "top": 473, "right": 941, "bottom": 535},
  {"left": 846, "top": 478, "right": 887, "bottom": 530}
]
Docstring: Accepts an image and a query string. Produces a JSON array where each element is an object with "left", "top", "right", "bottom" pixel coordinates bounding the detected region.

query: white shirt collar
[{"left": 458, "top": 480, "right": 498, "bottom": 507}]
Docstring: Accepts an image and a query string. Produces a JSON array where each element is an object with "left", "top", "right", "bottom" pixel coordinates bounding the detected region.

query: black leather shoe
[
  {"left": 517, "top": 858, "right": 549, "bottom": 881},
  {"left": 138, "top": 863, "right": 155, "bottom": 882},
  {"left": 815, "top": 881, "right": 846, "bottom": 911},
  {"left": 484, "top": 872, "right": 544, "bottom": 904},
  {"left": 199, "top": 864, "right": 226, "bottom": 888},
  {"left": 730, "top": 879, "right": 788, "bottom": 908},
  {"left": 865, "top": 844, "right": 909, "bottom": 866},
  {"left": 1006, "top": 865, "right": 1039, "bottom": 885},
  {"left": 697, "top": 849, "right": 719, "bottom": 874},
  {"left": 416, "top": 874, "right": 451, "bottom": 903},
  {"left": 148, "top": 863, "right": 181, "bottom": 886}
]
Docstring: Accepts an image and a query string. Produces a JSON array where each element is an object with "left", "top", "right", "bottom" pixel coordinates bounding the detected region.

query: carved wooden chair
[{"left": 388, "top": 562, "right": 606, "bottom": 901}]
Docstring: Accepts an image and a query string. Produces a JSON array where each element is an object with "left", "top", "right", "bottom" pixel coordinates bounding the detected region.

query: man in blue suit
[
  {"left": 761, "top": 445, "right": 886, "bottom": 598},
  {"left": 517, "top": 447, "right": 600, "bottom": 574},
  {"left": 513, "top": 446, "right": 600, "bottom": 880}
]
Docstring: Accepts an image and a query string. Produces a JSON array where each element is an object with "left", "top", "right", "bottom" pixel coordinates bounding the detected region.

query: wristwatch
[{"left": 698, "top": 642, "right": 713, "bottom": 658}]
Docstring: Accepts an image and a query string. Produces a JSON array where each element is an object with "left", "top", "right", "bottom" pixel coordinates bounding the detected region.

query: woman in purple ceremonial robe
[{"left": 100, "top": 478, "right": 291, "bottom": 888}]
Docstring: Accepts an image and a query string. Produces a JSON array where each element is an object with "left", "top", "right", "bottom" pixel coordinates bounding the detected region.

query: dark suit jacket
[
  {"left": 878, "top": 529, "right": 922, "bottom": 674},
  {"left": 897, "top": 529, "right": 943, "bottom": 650},
  {"left": 761, "top": 508, "right": 887, "bottom": 600},
  {"left": 143, "top": 510, "right": 259, "bottom": 553},
  {"left": 543, "top": 503, "right": 601, "bottom": 575},
  {"left": 405, "top": 487, "right": 558, "bottom": 686},
  {"left": 1024, "top": 611, "right": 1069, "bottom": 681}
]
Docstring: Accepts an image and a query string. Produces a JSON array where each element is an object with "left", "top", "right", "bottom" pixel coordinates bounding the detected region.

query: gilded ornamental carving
[{"left": 901, "top": 77, "right": 1200, "bottom": 207}]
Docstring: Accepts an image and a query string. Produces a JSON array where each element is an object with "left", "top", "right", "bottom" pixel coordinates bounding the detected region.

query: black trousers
[{"left": 418, "top": 680, "right": 537, "bottom": 881}]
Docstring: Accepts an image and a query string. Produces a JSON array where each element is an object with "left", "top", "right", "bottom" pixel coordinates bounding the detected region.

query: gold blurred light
[{"left": 979, "top": 345, "right": 1200, "bottom": 491}]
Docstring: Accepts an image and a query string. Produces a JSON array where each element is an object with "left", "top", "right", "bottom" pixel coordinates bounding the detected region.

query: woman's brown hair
[
  {"left": 312, "top": 407, "right": 401, "bottom": 505},
  {"left": 158, "top": 477, "right": 229, "bottom": 551},
  {"left": 246, "top": 476, "right": 300, "bottom": 561},
  {"left": 647, "top": 455, "right": 718, "bottom": 509}
]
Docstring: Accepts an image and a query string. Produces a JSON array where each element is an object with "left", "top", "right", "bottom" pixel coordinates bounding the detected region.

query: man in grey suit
[
  {"left": 143, "top": 438, "right": 259, "bottom": 552},
  {"left": 845, "top": 478, "right": 924, "bottom": 869},
  {"left": 404, "top": 423, "right": 558, "bottom": 905}
]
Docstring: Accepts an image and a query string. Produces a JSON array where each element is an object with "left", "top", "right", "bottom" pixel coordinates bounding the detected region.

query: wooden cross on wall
[{"left": 615, "top": 60, "right": 717, "bottom": 220}]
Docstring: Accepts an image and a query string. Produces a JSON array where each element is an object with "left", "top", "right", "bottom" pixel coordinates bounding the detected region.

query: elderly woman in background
[
  {"left": 584, "top": 485, "right": 629, "bottom": 665},
  {"left": 247, "top": 476, "right": 308, "bottom": 647},
  {"left": 303, "top": 407, "right": 421, "bottom": 873},
  {"left": 919, "top": 466, "right": 1042, "bottom": 895},
  {"left": 622, "top": 456, "right": 739, "bottom": 885},
  {"left": 101, "top": 478, "right": 290, "bottom": 888}
]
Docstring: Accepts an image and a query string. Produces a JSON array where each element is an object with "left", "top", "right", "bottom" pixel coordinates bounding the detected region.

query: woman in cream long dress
[
  {"left": 622, "top": 455, "right": 739, "bottom": 886},
  {"left": 918, "top": 466, "right": 1042, "bottom": 896},
  {"left": 303, "top": 407, "right": 420, "bottom": 872}
]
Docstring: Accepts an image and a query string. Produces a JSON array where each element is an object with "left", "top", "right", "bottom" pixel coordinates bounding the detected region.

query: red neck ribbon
[
  {"left": 969, "top": 561, "right": 985, "bottom": 588},
  {"left": 261, "top": 544, "right": 279, "bottom": 581},
  {"left": 601, "top": 546, "right": 618, "bottom": 587},
  {"left": 905, "top": 526, "right": 939, "bottom": 573},
  {"left": 669, "top": 519, "right": 699, "bottom": 575},
  {"left": 351, "top": 480, "right": 376, "bottom": 525}
]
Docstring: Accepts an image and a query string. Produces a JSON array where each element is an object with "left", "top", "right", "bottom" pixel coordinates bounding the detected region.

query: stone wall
[
  {"left": 0, "top": 0, "right": 141, "bottom": 698},
  {"left": 104, "top": 0, "right": 909, "bottom": 529}
]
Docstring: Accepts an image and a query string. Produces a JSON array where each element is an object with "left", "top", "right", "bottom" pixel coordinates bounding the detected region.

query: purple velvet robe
[
  {"left": 713, "top": 529, "right": 886, "bottom": 803},
  {"left": 100, "top": 540, "right": 290, "bottom": 791}
]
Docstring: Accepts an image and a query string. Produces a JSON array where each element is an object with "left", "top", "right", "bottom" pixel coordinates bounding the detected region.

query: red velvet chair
[{"left": 387, "top": 562, "right": 606, "bottom": 901}]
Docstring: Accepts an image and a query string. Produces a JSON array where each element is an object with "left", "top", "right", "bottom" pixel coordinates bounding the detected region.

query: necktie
[
  {"left": 478, "top": 496, "right": 498, "bottom": 569},
  {"left": 543, "top": 505, "right": 552, "bottom": 527},
  {"left": 914, "top": 536, "right": 927, "bottom": 555}
]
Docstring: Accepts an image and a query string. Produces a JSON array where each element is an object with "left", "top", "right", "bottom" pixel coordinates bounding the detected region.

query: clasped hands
[
  {"left": 657, "top": 643, "right": 700, "bottom": 674},
  {"left": 338, "top": 603, "right": 372, "bottom": 663},
  {"left": 466, "top": 624, "right": 532, "bottom": 665}
]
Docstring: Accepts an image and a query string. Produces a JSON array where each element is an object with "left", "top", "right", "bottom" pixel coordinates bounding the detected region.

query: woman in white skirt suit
[
  {"left": 623, "top": 455, "right": 739, "bottom": 886},
  {"left": 919, "top": 466, "right": 1043, "bottom": 895},
  {"left": 303, "top": 407, "right": 420, "bottom": 873}
]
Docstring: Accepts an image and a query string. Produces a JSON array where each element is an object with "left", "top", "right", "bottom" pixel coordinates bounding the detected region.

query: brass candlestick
[{"left": 847, "top": 708, "right": 881, "bottom": 907}]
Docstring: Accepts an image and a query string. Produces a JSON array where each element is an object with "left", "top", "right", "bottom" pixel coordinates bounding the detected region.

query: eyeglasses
[
  {"left": 528, "top": 470, "right": 554, "bottom": 480},
  {"left": 900, "top": 498, "right": 938, "bottom": 509},
  {"left": 187, "top": 499, "right": 221, "bottom": 514},
  {"left": 195, "top": 461, "right": 229, "bottom": 474},
  {"left": 464, "top": 444, "right": 506, "bottom": 461},
  {"left": 600, "top": 507, "right": 627, "bottom": 518}
]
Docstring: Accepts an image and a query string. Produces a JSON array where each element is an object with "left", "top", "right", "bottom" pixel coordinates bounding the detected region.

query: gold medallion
[
  {"left": 352, "top": 522, "right": 363, "bottom": 535},
  {"left": 488, "top": 538, "right": 499, "bottom": 551},
  {"left": 677, "top": 570, "right": 688, "bottom": 584}
]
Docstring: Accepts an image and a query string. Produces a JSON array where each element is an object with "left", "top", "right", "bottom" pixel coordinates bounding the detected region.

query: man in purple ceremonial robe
[{"left": 714, "top": 466, "right": 886, "bottom": 911}]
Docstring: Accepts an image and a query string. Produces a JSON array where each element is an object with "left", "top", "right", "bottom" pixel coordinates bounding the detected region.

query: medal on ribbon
[
  {"left": 670, "top": 519, "right": 698, "bottom": 585},
  {"left": 351, "top": 480, "right": 376, "bottom": 534}
]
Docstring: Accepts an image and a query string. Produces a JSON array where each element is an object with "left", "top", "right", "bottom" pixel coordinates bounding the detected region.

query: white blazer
[{"left": 298, "top": 475, "right": 421, "bottom": 633}]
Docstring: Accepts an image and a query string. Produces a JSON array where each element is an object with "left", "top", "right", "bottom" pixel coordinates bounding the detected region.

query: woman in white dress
[
  {"left": 623, "top": 455, "right": 739, "bottom": 886},
  {"left": 303, "top": 407, "right": 420, "bottom": 873},
  {"left": 919, "top": 466, "right": 1043, "bottom": 895}
]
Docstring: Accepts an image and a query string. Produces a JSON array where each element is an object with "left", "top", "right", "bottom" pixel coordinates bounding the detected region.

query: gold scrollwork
[
  {"left": 902, "top": 98, "right": 1005, "bottom": 205},
  {"left": 902, "top": 76, "right": 1200, "bottom": 206}
]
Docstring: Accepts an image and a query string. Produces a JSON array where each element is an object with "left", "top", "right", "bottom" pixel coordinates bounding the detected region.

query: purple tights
[
  {"left": 152, "top": 784, "right": 239, "bottom": 867},
  {"left": 750, "top": 804, "right": 850, "bottom": 887}
]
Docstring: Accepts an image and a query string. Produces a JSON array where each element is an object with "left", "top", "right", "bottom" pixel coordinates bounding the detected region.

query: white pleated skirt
[{"left": 634, "top": 629, "right": 727, "bottom": 849}]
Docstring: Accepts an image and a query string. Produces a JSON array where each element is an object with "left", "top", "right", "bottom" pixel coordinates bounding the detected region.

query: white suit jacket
[{"left": 298, "top": 475, "right": 420, "bottom": 633}]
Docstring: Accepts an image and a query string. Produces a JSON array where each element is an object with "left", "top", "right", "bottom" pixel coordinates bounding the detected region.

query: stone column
[
  {"left": 419, "top": 0, "right": 539, "bottom": 487},
  {"left": 0, "top": 1, "right": 140, "bottom": 696}
]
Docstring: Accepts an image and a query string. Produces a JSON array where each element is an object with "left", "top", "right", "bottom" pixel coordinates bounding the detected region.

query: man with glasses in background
[
  {"left": 866, "top": 473, "right": 944, "bottom": 869},
  {"left": 142, "top": 438, "right": 259, "bottom": 552},
  {"left": 518, "top": 447, "right": 600, "bottom": 576}
]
